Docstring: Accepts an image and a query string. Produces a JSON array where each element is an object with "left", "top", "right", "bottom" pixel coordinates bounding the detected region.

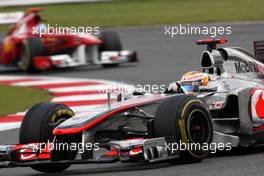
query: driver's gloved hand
[{"left": 164, "top": 82, "right": 186, "bottom": 94}]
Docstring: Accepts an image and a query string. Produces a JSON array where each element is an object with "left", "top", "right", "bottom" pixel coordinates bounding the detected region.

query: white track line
[
  {"left": 0, "top": 76, "right": 43, "bottom": 80},
  {"left": 0, "top": 75, "right": 121, "bottom": 85},
  {"left": 11, "top": 112, "right": 26, "bottom": 116},
  {"left": 0, "top": 76, "right": 31, "bottom": 80},
  {"left": 11, "top": 79, "right": 93, "bottom": 86}
]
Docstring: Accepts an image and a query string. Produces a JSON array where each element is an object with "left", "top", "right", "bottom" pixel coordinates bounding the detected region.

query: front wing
[
  {"left": 32, "top": 50, "right": 138, "bottom": 70},
  {"left": 0, "top": 137, "right": 178, "bottom": 168}
]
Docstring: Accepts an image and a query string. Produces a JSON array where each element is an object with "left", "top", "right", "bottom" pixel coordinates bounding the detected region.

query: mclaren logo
[{"left": 235, "top": 61, "right": 259, "bottom": 73}]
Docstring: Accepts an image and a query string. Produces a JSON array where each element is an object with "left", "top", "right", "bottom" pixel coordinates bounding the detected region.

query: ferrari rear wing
[
  {"left": 0, "top": 12, "right": 24, "bottom": 25},
  {"left": 254, "top": 40, "right": 264, "bottom": 63},
  {"left": 0, "top": 8, "right": 44, "bottom": 25}
]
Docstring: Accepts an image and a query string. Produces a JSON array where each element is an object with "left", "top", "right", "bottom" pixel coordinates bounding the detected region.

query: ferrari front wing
[{"left": 32, "top": 49, "right": 138, "bottom": 70}]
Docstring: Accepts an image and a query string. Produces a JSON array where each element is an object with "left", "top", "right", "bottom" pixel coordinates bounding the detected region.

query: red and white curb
[{"left": 0, "top": 75, "right": 133, "bottom": 131}]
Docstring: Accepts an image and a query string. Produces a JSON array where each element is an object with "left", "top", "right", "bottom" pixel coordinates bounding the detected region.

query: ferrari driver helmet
[{"left": 180, "top": 71, "right": 210, "bottom": 93}]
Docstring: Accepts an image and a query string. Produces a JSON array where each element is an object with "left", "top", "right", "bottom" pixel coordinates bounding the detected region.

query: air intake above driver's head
[{"left": 254, "top": 40, "right": 264, "bottom": 63}]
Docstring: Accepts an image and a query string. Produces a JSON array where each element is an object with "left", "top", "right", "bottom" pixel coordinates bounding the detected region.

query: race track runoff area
[{"left": 0, "top": 75, "right": 132, "bottom": 131}]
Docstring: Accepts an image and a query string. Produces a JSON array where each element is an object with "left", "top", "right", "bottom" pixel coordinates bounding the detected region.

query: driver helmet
[{"left": 180, "top": 71, "right": 210, "bottom": 92}]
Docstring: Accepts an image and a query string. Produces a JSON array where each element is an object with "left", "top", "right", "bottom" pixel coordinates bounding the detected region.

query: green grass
[
  {"left": 0, "top": 0, "right": 264, "bottom": 31},
  {"left": 0, "top": 85, "right": 51, "bottom": 116}
]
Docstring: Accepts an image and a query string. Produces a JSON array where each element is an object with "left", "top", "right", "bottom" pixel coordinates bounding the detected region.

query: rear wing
[
  {"left": 254, "top": 40, "right": 264, "bottom": 63},
  {"left": 196, "top": 38, "right": 227, "bottom": 52},
  {"left": 0, "top": 12, "right": 24, "bottom": 25}
]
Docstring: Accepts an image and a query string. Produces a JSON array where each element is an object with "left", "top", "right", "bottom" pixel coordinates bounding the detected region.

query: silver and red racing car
[{"left": 1, "top": 39, "right": 264, "bottom": 173}]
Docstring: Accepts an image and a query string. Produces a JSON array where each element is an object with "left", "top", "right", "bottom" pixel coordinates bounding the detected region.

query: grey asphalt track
[{"left": 1, "top": 22, "right": 264, "bottom": 176}]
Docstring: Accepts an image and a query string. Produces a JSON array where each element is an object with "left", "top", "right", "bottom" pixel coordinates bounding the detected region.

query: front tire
[
  {"left": 99, "top": 31, "right": 122, "bottom": 67},
  {"left": 153, "top": 95, "right": 213, "bottom": 163},
  {"left": 19, "top": 37, "right": 46, "bottom": 72},
  {"left": 19, "top": 102, "right": 78, "bottom": 173}
]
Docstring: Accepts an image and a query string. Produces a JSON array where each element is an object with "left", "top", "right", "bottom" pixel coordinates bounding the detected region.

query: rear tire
[
  {"left": 153, "top": 95, "right": 213, "bottom": 163},
  {"left": 99, "top": 31, "right": 122, "bottom": 67},
  {"left": 19, "top": 37, "right": 46, "bottom": 72},
  {"left": 19, "top": 102, "right": 78, "bottom": 173}
]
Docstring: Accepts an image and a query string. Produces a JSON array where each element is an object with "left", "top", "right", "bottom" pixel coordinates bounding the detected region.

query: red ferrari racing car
[{"left": 0, "top": 8, "right": 137, "bottom": 72}]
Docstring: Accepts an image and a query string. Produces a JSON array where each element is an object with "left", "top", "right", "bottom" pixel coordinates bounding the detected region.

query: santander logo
[
  {"left": 256, "top": 91, "right": 264, "bottom": 118},
  {"left": 251, "top": 89, "right": 264, "bottom": 125}
]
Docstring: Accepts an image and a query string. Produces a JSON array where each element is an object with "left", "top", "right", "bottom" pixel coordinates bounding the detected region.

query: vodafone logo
[{"left": 251, "top": 89, "right": 264, "bottom": 126}]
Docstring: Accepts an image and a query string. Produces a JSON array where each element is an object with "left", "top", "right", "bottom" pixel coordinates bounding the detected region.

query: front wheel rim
[{"left": 187, "top": 110, "right": 211, "bottom": 144}]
